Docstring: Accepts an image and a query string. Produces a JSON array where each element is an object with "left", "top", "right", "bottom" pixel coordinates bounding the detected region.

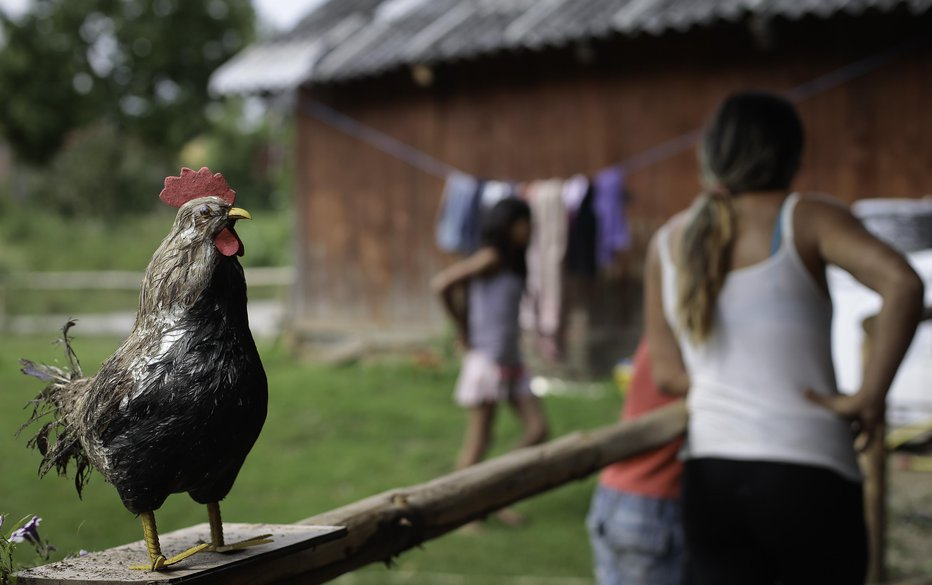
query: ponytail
[
  {"left": 679, "top": 90, "right": 804, "bottom": 341},
  {"left": 676, "top": 191, "right": 735, "bottom": 343}
]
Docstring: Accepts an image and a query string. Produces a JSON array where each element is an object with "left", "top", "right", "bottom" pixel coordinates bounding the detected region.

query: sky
[
  {"left": 252, "top": 0, "right": 326, "bottom": 31},
  {"left": 0, "top": 0, "right": 327, "bottom": 32}
]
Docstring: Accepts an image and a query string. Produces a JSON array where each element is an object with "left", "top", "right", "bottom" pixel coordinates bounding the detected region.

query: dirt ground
[{"left": 888, "top": 458, "right": 932, "bottom": 580}]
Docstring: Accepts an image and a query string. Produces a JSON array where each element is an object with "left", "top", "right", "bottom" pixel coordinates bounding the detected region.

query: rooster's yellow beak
[{"left": 228, "top": 207, "right": 252, "bottom": 221}]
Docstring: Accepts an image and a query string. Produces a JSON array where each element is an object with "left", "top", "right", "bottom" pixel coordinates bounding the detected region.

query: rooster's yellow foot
[
  {"left": 129, "top": 542, "right": 210, "bottom": 571},
  {"left": 207, "top": 534, "right": 273, "bottom": 553}
]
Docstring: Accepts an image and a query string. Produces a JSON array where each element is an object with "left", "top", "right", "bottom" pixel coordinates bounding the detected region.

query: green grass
[
  {"left": 2, "top": 286, "right": 285, "bottom": 316},
  {"left": 0, "top": 207, "right": 292, "bottom": 274},
  {"left": 0, "top": 207, "right": 293, "bottom": 315},
  {"left": 0, "top": 334, "right": 619, "bottom": 583}
]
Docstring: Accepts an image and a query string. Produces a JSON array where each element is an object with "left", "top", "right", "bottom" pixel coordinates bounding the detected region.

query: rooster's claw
[
  {"left": 130, "top": 542, "right": 210, "bottom": 571},
  {"left": 207, "top": 533, "right": 273, "bottom": 553}
]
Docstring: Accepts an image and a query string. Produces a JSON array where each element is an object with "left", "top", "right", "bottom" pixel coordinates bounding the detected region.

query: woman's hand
[{"left": 805, "top": 389, "right": 883, "bottom": 452}]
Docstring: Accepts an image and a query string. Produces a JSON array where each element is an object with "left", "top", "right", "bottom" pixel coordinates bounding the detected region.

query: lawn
[
  {"left": 0, "top": 208, "right": 292, "bottom": 316},
  {"left": 0, "top": 208, "right": 293, "bottom": 273},
  {"left": 0, "top": 333, "right": 619, "bottom": 584}
]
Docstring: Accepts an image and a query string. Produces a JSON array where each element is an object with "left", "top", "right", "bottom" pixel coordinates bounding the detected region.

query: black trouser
[{"left": 683, "top": 458, "right": 867, "bottom": 585}]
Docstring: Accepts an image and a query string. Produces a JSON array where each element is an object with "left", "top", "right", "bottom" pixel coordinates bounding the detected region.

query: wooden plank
[
  {"left": 862, "top": 421, "right": 888, "bottom": 584},
  {"left": 6, "top": 268, "right": 293, "bottom": 291},
  {"left": 891, "top": 577, "right": 932, "bottom": 585},
  {"left": 16, "top": 524, "right": 345, "bottom": 585},
  {"left": 863, "top": 306, "right": 932, "bottom": 583}
]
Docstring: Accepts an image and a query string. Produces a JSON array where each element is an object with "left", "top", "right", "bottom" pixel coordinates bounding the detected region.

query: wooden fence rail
[
  {"left": 0, "top": 268, "right": 294, "bottom": 331},
  {"left": 1, "top": 267, "right": 294, "bottom": 291},
  {"left": 284, "top": 400, "right": 688, "bottom": 585}
]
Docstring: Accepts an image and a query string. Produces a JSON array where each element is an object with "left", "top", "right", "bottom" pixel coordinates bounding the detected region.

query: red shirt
[{"left": 599, "top": 338, "right": 684, "bottom": 499}]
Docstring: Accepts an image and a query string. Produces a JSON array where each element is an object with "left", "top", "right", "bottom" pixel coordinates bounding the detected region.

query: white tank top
[{"left": 658, "top": 193, "right": 861, "bottom": 482}]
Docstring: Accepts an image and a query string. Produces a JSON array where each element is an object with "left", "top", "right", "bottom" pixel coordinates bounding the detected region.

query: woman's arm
[
  {"left": 802, "top": 199, "right": 924, "bottom": 448},
  {"left": 645, "top": 229, "right": 690, "bottom": 396},
  {"left": 430, "top": 247, "right": 500, "bottom": 346}
]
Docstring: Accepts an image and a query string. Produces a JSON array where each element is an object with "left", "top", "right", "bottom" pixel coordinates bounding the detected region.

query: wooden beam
[
  {"left": 862, "top": 313, "right": 888, "bottom": 584},
  {"left": 16, "top": 524, "right": 346, "bottom": 585},
  {"left": 890, "top": 577, "right": 932, "bottom": 585},
  {"left": 183, "top": 400, "right": 687, "bottom": 585},
  {"left": 863, "top": 305, "right": 931, "bottom": 584},
  {"left": 5, "top": 268, "right": 294, "bottom": 291}
]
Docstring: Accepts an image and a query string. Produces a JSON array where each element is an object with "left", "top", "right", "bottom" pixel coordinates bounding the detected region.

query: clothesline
[
  {"left": 298, "top": 32, "right": 931, "bottom": 183},
  {"left": 302, "top": 100, "right": 458, "bottom": 178}
]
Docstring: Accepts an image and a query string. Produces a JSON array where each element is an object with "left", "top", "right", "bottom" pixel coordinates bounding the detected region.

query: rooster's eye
[{"left": 197, "top": 205, "right": 211, "bottom": 218}]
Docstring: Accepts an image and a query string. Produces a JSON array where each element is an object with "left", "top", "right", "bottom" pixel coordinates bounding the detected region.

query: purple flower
[{"left": 10, "top": 516, "right": 41, "bottom": 545}]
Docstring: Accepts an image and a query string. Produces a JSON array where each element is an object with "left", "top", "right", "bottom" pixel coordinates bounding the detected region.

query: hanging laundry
[
  {"left": 481, "top": 180, "right": 514, "bottom": 209},
  {"left": 522, "top": 179, "right": 568, "bottom": 350},
  {"left": 593, "top": 166, "right": 632, "bottom": 268},
  {"left": 565, "top": 180, "right": 598, "bottom": 277},
  {"left": 562, "top": 174, "right": 589, "bottom": 215},
  {"left": 462, "top": 179, "right": 485, "bottom": 253},
  {"left": 436, "top": 172, "right": 482, "bottom": 254}
]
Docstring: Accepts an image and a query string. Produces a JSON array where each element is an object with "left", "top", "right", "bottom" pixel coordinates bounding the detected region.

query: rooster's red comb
[{"left": 159, "top": 167, "right": 236, "bottom": 208}]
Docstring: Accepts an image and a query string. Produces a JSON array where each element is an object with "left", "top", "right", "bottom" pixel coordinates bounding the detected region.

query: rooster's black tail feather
[{"left": 19, "top": 320, "right": 93, "bottom": 496}]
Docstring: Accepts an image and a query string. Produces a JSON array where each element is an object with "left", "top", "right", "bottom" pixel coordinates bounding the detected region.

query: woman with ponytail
[{"left": 644, "top": 91, "right": 924, "bottom": 584}]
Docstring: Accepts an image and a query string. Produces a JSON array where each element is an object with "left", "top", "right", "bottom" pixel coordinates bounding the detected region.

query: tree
[{"left": 0, "top": 0, "right": 255, "bottom": 165}]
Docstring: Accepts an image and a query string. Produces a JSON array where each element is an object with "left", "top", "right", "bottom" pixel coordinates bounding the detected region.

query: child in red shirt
[{"left": 586, "top": 338, "right": 684, "bottom": 585}]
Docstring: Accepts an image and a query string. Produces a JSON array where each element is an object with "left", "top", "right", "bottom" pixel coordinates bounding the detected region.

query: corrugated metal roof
[{"left": 211, "top": 0, "right": 932, "bottom": 93}]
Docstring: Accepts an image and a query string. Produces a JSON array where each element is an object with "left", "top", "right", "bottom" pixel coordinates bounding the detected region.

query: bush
[{"left": 16, "top": 123, "right": 173, "bottom": 217}]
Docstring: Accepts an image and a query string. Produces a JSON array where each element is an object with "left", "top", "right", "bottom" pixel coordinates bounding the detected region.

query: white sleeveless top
[{"left": 658, "top": 193, "right": 861, "bottom": 482}]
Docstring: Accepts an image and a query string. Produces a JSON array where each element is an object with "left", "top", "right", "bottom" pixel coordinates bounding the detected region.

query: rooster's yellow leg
[
  {"left": 206, "top": 502, "right": 273, "bottom": 552},
  {"left": 129, "top": 510, "right": 209, "bottom": 571}
]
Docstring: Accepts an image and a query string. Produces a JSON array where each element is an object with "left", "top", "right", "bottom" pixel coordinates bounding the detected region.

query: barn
[{"left": 212, "top": 0, "right": 932, "bottom": 371}]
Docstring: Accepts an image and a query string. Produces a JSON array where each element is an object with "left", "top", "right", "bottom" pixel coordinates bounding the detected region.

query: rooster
[{"left": 21, "top": 167, "right": 270, "bottom": 570}]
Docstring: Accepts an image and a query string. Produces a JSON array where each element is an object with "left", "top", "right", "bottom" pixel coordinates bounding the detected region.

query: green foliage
[
  {"left": 0, "top": 0, "right": 292, "bottom": 219},
  {"left": 6, "top": 109, "right": 294, "bottom": 217},
  {"left": 0, "top": 206, "right": 291, "bottom": 315},
  {"left": 0, "top": 205, "right": 172, "bottom": 272},
  {"left": 0, "top": 0, "right": 256, "bottom": 164},
  {"left": 16, "top": 123, "right": 174, "bottom": 216},
  {"left": 0, "top": 204, "right": 291, "bottom": 272},
  {"left": 181, "top": 99, "right": 294, "bottom": 212}
]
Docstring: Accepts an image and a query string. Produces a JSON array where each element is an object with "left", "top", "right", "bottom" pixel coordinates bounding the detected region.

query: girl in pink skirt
[{"left": 432, "top": 198, "right": 550, "bottom": 501}]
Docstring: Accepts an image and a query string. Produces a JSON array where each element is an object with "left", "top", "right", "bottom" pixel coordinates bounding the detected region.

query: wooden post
[
  {"left": 861, "top": 306, "right": 932, "bottom": 584},
  {"left": 863, "top": 413, "right": 888, "bottom": 584},
  {"left": 861, "top": 313, "right": 887, "bottom": 584}
]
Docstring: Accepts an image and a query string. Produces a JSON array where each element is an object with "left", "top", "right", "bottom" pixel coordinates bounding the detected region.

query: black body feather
[
  {"left": 21, "top": 196, "right": 268, "bottom": 515},
  {"left": 91, "top": 260, "right": 267, "bottom": 513}
]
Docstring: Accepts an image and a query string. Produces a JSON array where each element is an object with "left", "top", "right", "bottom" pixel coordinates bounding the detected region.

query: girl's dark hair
[
  {"left": 678, "top": 91, "right": 804, "bottom": 343},
  {"left": 480, "top": 197, "right": 531, "bottom": 277}
]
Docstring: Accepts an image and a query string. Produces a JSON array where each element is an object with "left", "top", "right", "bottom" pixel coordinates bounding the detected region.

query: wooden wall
[{"left": 292, "top": 11, "right": 932, "bottom": 366}]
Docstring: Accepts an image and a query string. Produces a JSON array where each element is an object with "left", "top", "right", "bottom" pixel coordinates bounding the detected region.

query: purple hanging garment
[{"left": 593, "top": 166, "right": 631, "bottom": 268}]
